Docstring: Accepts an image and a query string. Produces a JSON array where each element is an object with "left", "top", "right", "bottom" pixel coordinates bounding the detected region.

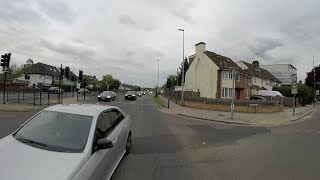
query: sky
[{"left": 0, "top": 0, "right": 320, "bottom": 87}]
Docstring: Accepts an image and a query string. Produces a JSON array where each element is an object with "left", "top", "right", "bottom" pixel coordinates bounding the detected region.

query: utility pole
[
  {"left": 72, "top": 57, "right": 76, "bottom": 97},
  {"left": 178, "top": 28, "right": 185, "bottom": 103},
  {"left": 314, "top": 56, "right": 316, "bottom": 107},
  {"left": 231, "top": 68, "right": 236, "bottom": 119},
  {"left": 58, "top": 64, "right": 62, "bottom": 103},
  {"left": 156, "top": 60, "right": 159, "bottom": 97}
]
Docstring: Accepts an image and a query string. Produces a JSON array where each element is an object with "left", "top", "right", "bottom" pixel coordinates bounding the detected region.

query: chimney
[
  {"left": 195, "top": 42, "right": 206, "bottom": 55},
  {"left": 252, "top": 61, "right": 259, "bottom": 67}
]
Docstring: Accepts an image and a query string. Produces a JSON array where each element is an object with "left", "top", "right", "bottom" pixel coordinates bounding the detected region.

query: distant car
[
  {"left": 98, "top": 91, "right": 116, "bottom": 102},
  {"left": 137, "top": 91, "right": 142, "bottom": 97},
  {"left": 78, "top": 88, "right": 90, "bottom": 94},
  {"left": 142, "top": 91, "right": 146, "bottom": 95},
  {"left": 0, "top": 104, "right": 132, "bottom": 180},
  {"left": 48, "top": 87, "right": 64, "bottom": 93},
  {"left": 250, "top": 95, "right": 267, "bottom": 101},
  {"left": 125, "top": 91, "right": 136, "bottom": 100}
]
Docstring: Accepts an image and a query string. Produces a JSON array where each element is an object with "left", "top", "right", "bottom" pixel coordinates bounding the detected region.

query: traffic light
[
  {"left": 167, "top": 78, "right": 172, "bottom": 88},
  {"left": 1, "top": 53, "right": 11, "bottom": 69},
  {"left": 60, "top": 67, "right": 64, "bottom": 78},
  {"left": 79, "top": 70, "right": 83, "bottom": 82},
  {"left": 65, "top": 66, "right": 70, "bottom": 78}
]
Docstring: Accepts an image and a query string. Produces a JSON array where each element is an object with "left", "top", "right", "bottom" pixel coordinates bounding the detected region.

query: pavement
[
  {"left": 159, "top": 95, "right": 318, "bottom": 126},
  {"left": 2, "top": 93, "right": 320, "bottom": 179}
]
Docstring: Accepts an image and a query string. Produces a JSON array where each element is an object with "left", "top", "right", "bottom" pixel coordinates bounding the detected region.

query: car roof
[{"left": 44, "top": 104, "right": 117, "bottom": 116}]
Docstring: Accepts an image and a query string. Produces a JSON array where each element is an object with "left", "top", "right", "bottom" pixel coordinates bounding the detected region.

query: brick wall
[{"left": 185, "top": 101, "right": 283, "bottom": 113}]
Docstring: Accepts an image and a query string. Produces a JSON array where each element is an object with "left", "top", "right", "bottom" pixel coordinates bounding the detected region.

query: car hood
[{"left": 0, "top": 135, "right": 89, "bottom": 180}]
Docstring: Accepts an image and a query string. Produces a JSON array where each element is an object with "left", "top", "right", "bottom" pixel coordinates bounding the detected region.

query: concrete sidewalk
[{"left": 159, "top": 96, "right": 318, "bottom": 126}]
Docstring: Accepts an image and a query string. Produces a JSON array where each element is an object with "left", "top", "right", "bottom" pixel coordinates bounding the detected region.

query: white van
[{"left": 257, "top": 90, "right": 283, "bottom": 97}]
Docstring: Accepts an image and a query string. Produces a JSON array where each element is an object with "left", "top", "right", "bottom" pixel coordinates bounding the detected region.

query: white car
[{"left": 0, "top": 104, "right": 132, "bottom": 180}]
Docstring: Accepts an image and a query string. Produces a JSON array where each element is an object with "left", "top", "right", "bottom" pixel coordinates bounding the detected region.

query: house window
[
  {"left": 253, "top": 77, "right": 256, "bottom": 83},
  {"left": 222, "top": 88, "right": 233, "bottom": 98},
  {"left": 266, "top": 80, "right": 269, "bottom": 85},
  {"left": 246, "top": 89, "right": 250, "bottom": 98},
  {"left": 236, "top": 74, "right": 240, "bottom": 81},
  {"left": 222, "top": 71, "right": 232, "bottom": 79},
  {"left": 261, "top": 79, "right": 263, "bottom": 86},
  {"left": 248, "top": 77, "right": 252, "bottom": 84}
]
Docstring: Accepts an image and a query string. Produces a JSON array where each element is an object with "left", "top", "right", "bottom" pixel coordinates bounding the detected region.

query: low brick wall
[{"left": 184, "top": 101, "right": 283, "bottom": 113}]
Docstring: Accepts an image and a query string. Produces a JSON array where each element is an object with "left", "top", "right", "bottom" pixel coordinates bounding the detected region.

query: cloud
[
  {"left": 170, "top": 2, "right": 195, "bottom": 24},
  {"left": 36, "top": 0, "right": 76, "bottom": 24},
  {"left": 0, "top": 0, "right": 45, "bottom": 26},
  {"left": 119, "top": 15, "right": 154, "bottom": 31},
  {"left": 249, "top": 38, "right": 283, "bottom": 60}
]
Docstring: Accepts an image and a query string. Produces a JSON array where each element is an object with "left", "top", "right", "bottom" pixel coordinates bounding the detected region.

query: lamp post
[
  {"left": 156, "top": 60, "right": 159, "bottom": 97},
  {"left": 72, "top": 57, "right": 76, "bottom": 96},
  {"left": 228, "top": 67, "right": 237, "bottom": 119},
  {"left": 178, "top": 28, "right": 185, "bottom": 103}
]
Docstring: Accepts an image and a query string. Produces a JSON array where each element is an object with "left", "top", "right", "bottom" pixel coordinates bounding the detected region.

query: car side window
[
  {"left": 94, "top": 111, "right": 114, "bottom": 144},
  {"left": 107, "top": 109, "right": 125, "bottom": 128}
]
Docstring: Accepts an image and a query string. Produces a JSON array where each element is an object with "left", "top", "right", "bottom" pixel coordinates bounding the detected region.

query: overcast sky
[{"left": 1, "top": 0, "right": 319, "bottom": 87}]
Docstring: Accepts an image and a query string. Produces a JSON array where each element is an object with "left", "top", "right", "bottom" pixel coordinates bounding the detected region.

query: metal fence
[{"left": 0, "top": 90, "right": 98, "bottom": 106}]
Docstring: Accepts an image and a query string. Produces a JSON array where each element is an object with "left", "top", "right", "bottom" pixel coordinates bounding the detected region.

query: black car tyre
[{"left": 125, "top": 133, "right": 132, "bottom": 155}]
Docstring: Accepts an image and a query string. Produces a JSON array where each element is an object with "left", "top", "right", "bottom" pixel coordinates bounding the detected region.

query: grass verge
[{"left": 153, "top": 96, "right": 166, "bottom": 108}]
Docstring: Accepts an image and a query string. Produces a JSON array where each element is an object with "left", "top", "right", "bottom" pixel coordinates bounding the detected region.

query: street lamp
[
  {"left": 72, "top": 57, "right": 77, "bottom": 96},
  {"left": 228, "top": 67, "right": 238, "bottom": 119},
  {"left": 178, "top": 28, "right": 185, "bottom": 103},
  {"left": 156, "top": 60, "right": 160, "bottom": 97}
]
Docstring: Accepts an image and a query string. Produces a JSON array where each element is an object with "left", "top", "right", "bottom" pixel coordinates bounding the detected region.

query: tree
[
  {"left": 297, "top": 84, "right": 314, "bottom": 105},
  {"left": 305, "top": 65, "right": 320, "bottom": 89},
  {"left": 273, "top": 85, "right": 292, "bottom": 97},
  {"left": 177, "top": 57, "right": 189, "bottom": 86},
  {"left": 100, "top": 74, "right": 121, "bottom": 91},
  {"left": 26, "top": 58, "right": 34, "bottom": 65},
  {"left": 83, "top": 75, "right": 98, "bottom": 89}
]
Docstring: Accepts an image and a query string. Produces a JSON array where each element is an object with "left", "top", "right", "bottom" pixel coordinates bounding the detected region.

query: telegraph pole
[
  {"left": 314, "top": 56, "right": 316, "bottom": 107},
  {"left": 156, "top": 60, "right": 159, "bottom": 97}
]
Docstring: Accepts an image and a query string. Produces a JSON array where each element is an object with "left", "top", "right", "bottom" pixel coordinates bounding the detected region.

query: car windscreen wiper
[{"left": 16, "top": 138, "right": 47, "bottom": 147}]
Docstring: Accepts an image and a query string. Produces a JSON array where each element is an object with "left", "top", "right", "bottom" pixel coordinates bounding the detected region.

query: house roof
[
  {"left": 241, "top": 61, "right": 281, "bottom": 83},
  {"left": 188, "top": 54, "right": 196, "bottom": 65},
  {"left": 204, "top": 51, "right": 239, "bottom": 69},
  {"left": 25, "top": 62, "right": 60, "bottom": 77}
]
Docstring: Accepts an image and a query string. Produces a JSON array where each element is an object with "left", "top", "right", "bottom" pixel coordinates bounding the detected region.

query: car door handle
[{"left": 113, "top": 136, "right": 118, "bottom": 143}]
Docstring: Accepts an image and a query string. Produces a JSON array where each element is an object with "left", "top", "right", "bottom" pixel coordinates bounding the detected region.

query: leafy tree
[
  {"left": 26, "top": 58, "right": 34, "bottom": 65},
  {"left": 297, "top": 84, "right": 314, "bottom": 105},
  {"left": 273, "top": 85, "right": 292, "bottom": 97},
  {"left": 177, "top": 57, "right": 189, "bottom": 85},
  {"left": 83, "top": 75, "right": 98, "bottom": 88},
  {"left": 305, "top": 65, "right": 320, "bottom": 89},
  {"left": 100, "top": 74, "right": 121, "bottom": 91}
]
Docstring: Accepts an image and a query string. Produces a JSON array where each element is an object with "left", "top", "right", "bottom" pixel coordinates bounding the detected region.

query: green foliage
[
  {"left": 297, "top": 84, "right": 314, "bottom": 105},
  {"left": 9, "top": 58, "right": 34, "bottom": 75},
  {"left": 100, "top": 74, "right": 121, "bottom": 91},
  {"left": 153, "top": 96, "right": 165, "bottom": 107},
  {"left": 83, "top": 75, "right": 98, "bottom": 88},
  {"left": 273, "top": 85, "right": 292, "bottom": 97},
  {"left": 305, "top": 65, "right": 320, "bottom": 89},
  {"left": 57, "top": 85, "right": 75, "bottom": 92}
]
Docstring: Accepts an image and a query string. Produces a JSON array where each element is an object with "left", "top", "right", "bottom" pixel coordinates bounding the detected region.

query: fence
[
  {"left": 165, "top": 90, "right": 283, "bottom": 113},
  {"left": 0, "top": 89, "right": 98, "bottom": 106}
]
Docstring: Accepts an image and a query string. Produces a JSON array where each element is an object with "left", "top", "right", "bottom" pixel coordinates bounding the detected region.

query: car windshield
[
  {"left": 127, "top": 91, "right": 135, "bottom": 95},
  {"left": 14, "top": 110, "right": 93, "bottom": 153},
  {"left": 101, "top": 91, "right": 112, "bottom": 96}
]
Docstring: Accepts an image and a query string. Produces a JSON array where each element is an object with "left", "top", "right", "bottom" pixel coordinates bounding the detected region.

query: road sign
[
  {"left": 317, "top": 90, "right": 319, "bottom": 96},
  {"left": 76, "top": 83, "right": 80, "bottom": 89},
  {"left": 291, "top": 73, "right": 297, "bottom": 94}
]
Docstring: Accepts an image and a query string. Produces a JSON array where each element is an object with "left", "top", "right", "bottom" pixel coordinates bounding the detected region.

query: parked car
[
  {"left": 257, "top": 90, "right": 283, "bottom": 97},
  {"left": 0, "top": 104, "right": 132, "bottom": 180},
  {"left": 98, "top": 91, "right": 116, "bottom": 102},
  {"left": 250, "top": 95, "right": 267, "bottom": 101},
  {"left": 78, "top": 88, "right": 90, "bottom": 94},
  {"left": 48, "top": 86, "right": 64, "bottom": 93},
  {"left": 125, "top": 91, "right": 137, "bottom": 100}
]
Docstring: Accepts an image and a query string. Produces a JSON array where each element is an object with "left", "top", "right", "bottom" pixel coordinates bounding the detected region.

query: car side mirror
[{"left": 96, "top": 139, "right": 113, "bottom": 150}]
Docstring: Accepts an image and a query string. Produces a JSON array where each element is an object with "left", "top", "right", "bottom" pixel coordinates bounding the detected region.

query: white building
[{"left": 260, "top": 64, "right": 297, "bottom": 85}]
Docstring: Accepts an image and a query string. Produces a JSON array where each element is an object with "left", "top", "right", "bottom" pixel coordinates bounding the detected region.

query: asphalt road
[{"left": 1, "top": 94, "right": 320, "bottom": 180}]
